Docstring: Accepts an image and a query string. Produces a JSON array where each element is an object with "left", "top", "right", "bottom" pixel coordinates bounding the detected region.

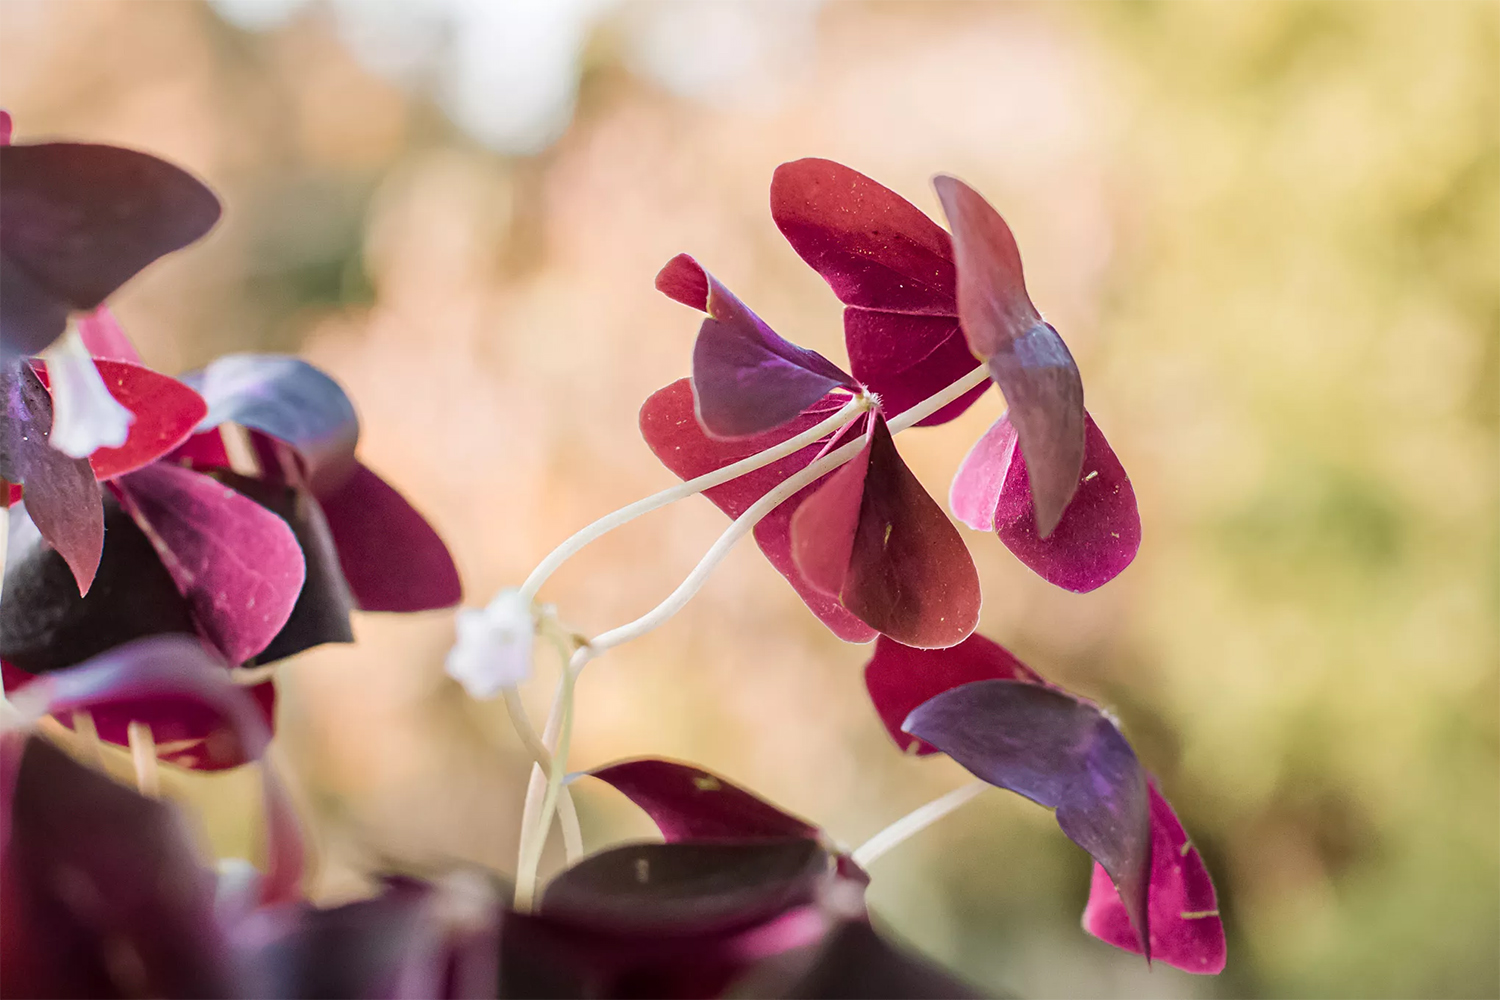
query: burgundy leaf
[
  {"left": 656, "top": 254, "right": 852, "bottom": 437},
  {"left": 76, "top": 305, "right": 143, "bottom": 363},
  {"left": 903, "top": 679, "right": 1151, "bottom": 959},
  {"left": 183, "top": 354, "right": 359, "bottom": 494},
  {"left": 0, "top": 736, "right": 238, "bottom": 998},
  {"left": 318, "top": 460, "right": 462, "bottom": 612},
  {"left": 0, "top": 110, "right": 10, "bottom": 146},
  {"left": 737, "top": 918, "right": 983, "bottom": 999},
  {"left": 934, "top": 175, "right": 1084, "bottom": 537},
  {"left": 639, "top": 379, "right": 875, "bottom": 642},
  {"left": 591, "top": 758, "right": 820, "bottom": 843},
  {"left": 115, "top": 463, "right": 305, "bottom": 666},
  {"left": 1084, "top": 782, "right": 1225, "bottom": 974},
  {"left": 951, "top": 411, "right": 1140, "bottom": 592},
  {"left": 0, "top": 142, "right": 220, "bottom": 358},
  {"left": 792, "top": 416, "right": 980, "bottom": 649},
  {"left": 0, "top": 361, "right": 102, "bottom": 593},
  {"left": 863, "top": 633, "right": 1044, "bottom": 755},
  {"left": 843, "top": 310, "right": 985, "bottom": 427}
]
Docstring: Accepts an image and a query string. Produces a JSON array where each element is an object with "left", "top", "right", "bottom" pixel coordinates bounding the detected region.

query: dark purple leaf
[
  {"left": 591, "top": 758, "right": 820, "bottom": 843},
  {"left": 735, "top": 918, "right": 984, "bottom": 1000},
  {"left": 934, "top": 176, "right": 1083, "bottom": 538},
  {"left": 1083, "top": 783, "right": 1225, "bottom": 974},
  {"left": 639, "top": 379, "right": 876, "bottom": 642},
  {"left": 903, "top": 679, "right": 1151, "bottom": 958},
  {"left": 791, "top": 416, "right": 980, "bottom": 649},
  {"left": 864, "top": 633, "right": 1045, "bottom": 755},
  {"left": 0, "top": 361, "right": 102, "bottom": 593},
  {"left": 0, "top": 142, "right": 220, "bottom": 358},
  {"left": 183, "top": 354, "right": 359, "bottom": 494},
  {"left": 115, "top": 463, "right": 305, "bottom": 666},
  {"left": 0, "top": 735, "right": 238, "bottom": 997},
  {"left": 318, "top": 460, "right": 462, "bottom": 612},
  {"left": 951, "top": 411, "right": 1140, "bottom": 592},
  {"left": 656, "top": 254, "right": 853, "bottom": 437}
]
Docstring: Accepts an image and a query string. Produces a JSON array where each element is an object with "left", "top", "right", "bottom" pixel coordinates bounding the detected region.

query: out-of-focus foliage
[{"left": 2, "top": 1, "right": 1494, "bottom": 997}]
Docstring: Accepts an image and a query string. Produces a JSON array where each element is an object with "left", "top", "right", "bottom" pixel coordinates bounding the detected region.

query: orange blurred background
[{"left": 3, "top": 2, "right": 1496, "bottom": 996}]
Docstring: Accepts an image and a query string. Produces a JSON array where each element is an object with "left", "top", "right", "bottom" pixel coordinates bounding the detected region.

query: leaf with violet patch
[
  {"left": 0, "top": 142, "right": 220, "bottom": 358},
  {"left": 0, "top": 361, "right": 102, "bottom": 594},
  {"left": 934, "top": 175, "right": 1084, "bottom": 538},
  {"left": 591, "top": 758, "right": 820, "bottom": 843},
  {"left": 1084, "top": 782, "right": 1225, "bottom": 975},
  {"left": 115, "top": 462, "right": 306, "bottom": 666},
  {"left": 864, "top": 632, "right": 1044, "bottom": 756},
  {"left": 903, "top": 679, "right": 1152, "bottom": 959},
  {"left": 950, "top": 410, "right": 1140, "bottom": 592},
  {"left": 790, "top": 416, "right": 980, "bottom": 649},
  {"left": 657, "top": 254, "right": 854, "bottom": 438}
]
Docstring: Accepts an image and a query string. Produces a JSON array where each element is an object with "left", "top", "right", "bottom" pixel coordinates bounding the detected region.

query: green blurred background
[{"left": 3, "top": 1, "right": 1495, "bottom": 996}]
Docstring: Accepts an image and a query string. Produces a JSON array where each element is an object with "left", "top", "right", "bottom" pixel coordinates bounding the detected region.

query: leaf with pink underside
[
  {"left": 656, "top": 254, "right": 853, "bottom": 437},
  {"left": 1084, "top": 782, "right": 1225, "bottom": 974},
  {"left": 75, "top": 306, "right": 143, "bottom": 363},
  {"left": 863, "top": 633, "right": 1045, "bottom": 755},
  {"left": 591, "top": 758, "right": 820, "bottom": 843},
  {"left": 951, "top": 410, "right": 1140, "bottom": 593}
]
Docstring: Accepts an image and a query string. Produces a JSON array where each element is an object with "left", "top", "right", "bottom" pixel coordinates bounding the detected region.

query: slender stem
[
  {"left": 518, "top": 394, "right": 869, "bottom": 604},
  {"left": 128, "top": 721, "right": 160, "bottom": 797},
  {"left": 513, "top": 649, "right": 585, "bottom": 911},
  {"left": 71, "top": 710, "right": 105, "bottom": 768},
  {"left": 504, "top": 687, "right": 582, "bottom": 863},
  {"left": 850, "top": 781, "right": 987, "bottom": 868}
]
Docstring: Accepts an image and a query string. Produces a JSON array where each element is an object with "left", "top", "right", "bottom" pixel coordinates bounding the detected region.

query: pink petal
[
  {"left": 934, "top": 176, "right": 1083, "bottom": 537},
  {"left": 317, "top": 460, "right": 462, "bottom": 612},
  {"left": 114, "top": 463, "right": 306, "bottom": 665},
  {"left": 1083, "top": 783, "right": 1226, "bottom": 975},
  {"left": 952, "top": 411, "right": 1140, "bottom": 593},
  {"left": 75, "top": 306, "right": 143, "bottom": 364},
  {"left": 863, "top": 633, "right": 1044, "bottom": 755},
  {"left": 590, "top": 758, "right": 820, "bottom": 842},
  {"left": 639, "top": 378, "right": 876, "bottom": 642}
]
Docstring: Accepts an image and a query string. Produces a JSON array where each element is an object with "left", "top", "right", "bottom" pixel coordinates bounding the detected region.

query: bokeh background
[{"left": 3, "top": 1, "right": 1496, "bottom": 996}]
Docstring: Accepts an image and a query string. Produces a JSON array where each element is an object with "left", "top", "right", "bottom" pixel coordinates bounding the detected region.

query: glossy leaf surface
[{"left": 591, "top": 758, "right": 820, "bottom": 843}]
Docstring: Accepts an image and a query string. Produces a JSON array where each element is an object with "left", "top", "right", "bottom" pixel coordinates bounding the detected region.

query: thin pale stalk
[
  {"left": 513, "top": 648, "right": 585, "bottom": 911},
  {"left": 71, "top": 710, "right": 105, "bottom": 768},
  {"left": 851, "top": 781, "right": 987, "bottom": 868},
  {"left": 504, "top": 687, "right": 582, "bottom": 863},
  {"left": 128, "top": 721, "right": 160, "bottom": 797},
  {"left": 518, "top": 394, "right": 869, "bottom": 603}
]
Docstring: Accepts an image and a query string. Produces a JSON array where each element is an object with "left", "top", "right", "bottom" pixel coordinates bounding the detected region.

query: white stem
[
  {"left": 128, "top": 721, "right": 161, "bottom": 798},
  {"left": 850, "top": 781, "right": 987, "bottom": 868},
  {"left": 504, "top": 688, "right": 582, "bottom": 863},
  {"left": 518, "top": 393, "right": 869, "bottom": 604}
]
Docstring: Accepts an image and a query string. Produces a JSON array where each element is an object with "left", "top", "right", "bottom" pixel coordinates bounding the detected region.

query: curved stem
[
  {"left": 503, "top": 687, "right": 582, "bottom": 863},
  {"left": 513, "top": 649, "right": 585, "bottom": 911},
  {"left": 850, "top": 781, "right": 987, "bottom": 868},
  {"left": 519, "top": 394, "right": 869, "bottom": 604}
]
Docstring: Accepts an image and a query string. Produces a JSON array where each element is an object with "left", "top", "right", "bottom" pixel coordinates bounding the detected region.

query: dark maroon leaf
[
  {"left": 656, "top": 254, "right": 853, "bottom": 437},
  {"left": 0, "top": 492, "right": 196, "bottom": 672},
  {"left": 0, "top": 735, "right": 238, "bottom": 997},
  {"left": 864, "top": 633, "right": 1045, "bottom": 755},
  {"left": 737, "top": 918, "right": 985, "bottom": 1000},
  {"left": 934, "top": 176, "right": 1083, "bottom": 538},
  {"left": 0, "top": 361, "right": 102, "bottom": 593},
  {"left": 1083, "top": 782, "right": 1225, "bottom": 974},
  {"left": 0, "top": 142, "right": 220, "bottom": 358},
  {"left": 183, "top": 354, "right": 359, "bottom": 494},
  {"left": 791, "top": 417, "right": 980, "bottom": 649},
  {"left": 903, "top": 680, "right": 1151, "bottom": 959},
  {"left": 318, "top": 460, "right": 462, "bottom": 612},
  {"left": 843, "top": 311, "right": 986, "bottom": 427},
  {"left": 116, "top": 463, "right": 305, "bottom": 666},
  {"left": 591, "top": 758, "right": 820, "bottom": 843},
  {"left": 950, "top": 411, "right": 1140, "bottom": 592}
]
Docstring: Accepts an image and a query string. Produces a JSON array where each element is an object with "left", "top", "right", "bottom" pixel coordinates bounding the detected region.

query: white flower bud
[
  {"left": 445, "top": 588, "right": 535, "bottom": 699},
  {"left": 41, "top": 324, "right": 133, "bottom": 458}
]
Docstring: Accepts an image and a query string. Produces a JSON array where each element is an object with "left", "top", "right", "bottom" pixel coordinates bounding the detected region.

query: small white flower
[
  {"left": 445, "top": 588, "right": 535, "bottom": 699},
  {"left": 41, "top": 324, "right": 134, "bottom": 458}
]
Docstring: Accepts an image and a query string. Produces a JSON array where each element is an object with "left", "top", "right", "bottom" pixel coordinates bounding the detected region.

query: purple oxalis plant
[{"left": 1, "top": 109, "right": 1223, "bottom": 999}]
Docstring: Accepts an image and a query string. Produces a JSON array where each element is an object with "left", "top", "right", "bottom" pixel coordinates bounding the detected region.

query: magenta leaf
[
  {"left": 318, "top": 460, "right": 462, "bottom": 612},
  {"left": 792, "top": 416, "right": 980, "bottom": 649},
  {"left": 115, "top": 463, "right": 305, "bottom": 666},
  {"left": 591, "top": 758, "right": 820, "bottom": 843},
  {"left": 0, "top": 736, "right": 238, "bottom": 997},
  {"left": 934, "top": 175, "right": 1083, "bottom": 537},
  {"left": 76, "top": 305, "right": 143, "bottom": 363},
  {"left": 183, "top": 354, "right": 359, "bottom": 494},
  {"left": 0, "top": 361, "right": 102, "bottom": 594},
  {"left": 903, "top": 679, "right": 1152, "bottom": 960},
  {"left": 951, "top": 411, "right": 1140, "bottom": 592},
  {"left": 639, "top": 379, "right": 876, "bottom": 642},
  {"left": 656, "top": 254, "right": 853, "bottom": 437},
  {"left": 864, "top": 633, "right": 1045, "bottom": 755},
  {"left": 0, "top": 142, "right": 221, "bottom": 358},
  {"left": 1084, "top": 782, "right": 1225, "bottom": 974}
]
